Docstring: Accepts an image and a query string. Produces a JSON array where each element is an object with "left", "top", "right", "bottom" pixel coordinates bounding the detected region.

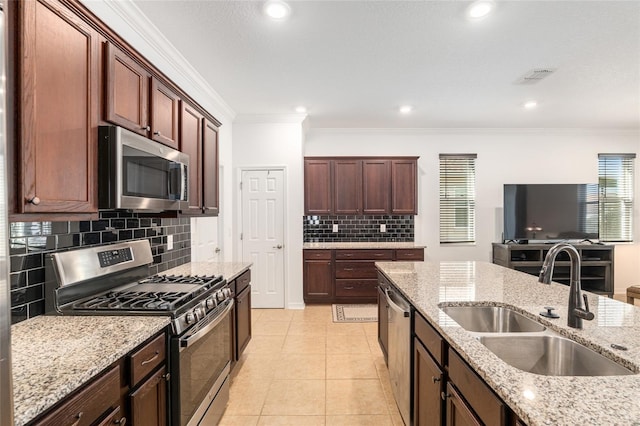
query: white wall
[
  {"left": 232, "top": 115, "right": 307, "bottom": 308},
  {"left": 80, "top": 1, "right": 236, "bottom": 261},
  {"left": 305, "top": 128, "right": 640, "bottom": 294}
]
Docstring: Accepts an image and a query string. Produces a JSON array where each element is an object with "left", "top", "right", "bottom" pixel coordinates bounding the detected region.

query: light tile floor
[{"left": 219, "top": 305, "right": 404, "bottom": 426}]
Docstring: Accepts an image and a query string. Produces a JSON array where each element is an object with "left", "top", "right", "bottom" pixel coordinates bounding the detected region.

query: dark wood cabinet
[
  {"left": 362, "top": 159, "right": 391, "bottom": 214},
  {"left": 304, "top": 159, "right": 332, "bottom": 214},
  {"left": 180, "top": 101, "right": 204, "bottom": 214},
  {"left": 333, "top": 159, "right": 362, "bottom": 214},
  {"left": 303, "top": 250, "right": 333, "bottom": 302},
  {"left": 202, "top": 119, "right": 220, "bottom": 215},
  {"left": 445, "top": 383, "right": 481, "bottom": 426},
  {"left": 304, "top": 157, "right": 418, "bottom": 215},
  {"left": 236, "top": 285, "right": 252, "bottom": 357},
  {"left": 15, "top": 0, "right": 99, "bottom": 216},
  {"left": 391, "top": 159, "right": 418, "bottom": 214},
  {"left": 130, "top": 366, "right": 167, "bottom": 426},
  {"left": 105, "top": 42, "right": 150, "bottom": 137},
  {"left": 150, "top": 78, "right": 180, "bottom": 149},
  {"left": 414, "top": 338, "right": 444, "bottom": 426}
]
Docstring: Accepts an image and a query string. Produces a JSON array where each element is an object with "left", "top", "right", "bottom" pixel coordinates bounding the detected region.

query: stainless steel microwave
[{"left": 98, "top": 126, "right": 189, "bottom": 211}]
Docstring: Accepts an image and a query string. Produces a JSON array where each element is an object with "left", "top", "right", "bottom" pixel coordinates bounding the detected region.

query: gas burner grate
[
  {"left": 74, "top": 289, "right": 192, "bottom": 311},
  {"left": 140, "top": 274, "right": 223, "bottom": 286}
]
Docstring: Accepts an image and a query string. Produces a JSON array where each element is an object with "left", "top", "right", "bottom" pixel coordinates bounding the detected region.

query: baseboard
[{"left": 287, "top": 302, "right": 305, "bottom": 310}]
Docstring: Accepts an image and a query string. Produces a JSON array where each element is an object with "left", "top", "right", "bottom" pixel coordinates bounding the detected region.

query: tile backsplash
[
  {"left": 303, "top": 215, "right": 414, "bottom": 242},
  {"left": 9, "top": 211, "right": 191, "bottom": 324}
]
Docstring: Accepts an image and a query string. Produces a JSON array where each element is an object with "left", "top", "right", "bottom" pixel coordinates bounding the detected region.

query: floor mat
[{"left": 332, "top": 304, "right": 378, "bottom": 322}]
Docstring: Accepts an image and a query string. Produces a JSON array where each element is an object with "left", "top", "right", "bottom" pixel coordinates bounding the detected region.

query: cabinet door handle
[
  {"left": 162, "top": 372, "right": 171, "bottom": 382},
  {"left": 344, "top": 286, "right": 354, "bottom": 290},
  {"left": 441, "top": 392, "right": 451, "bottom": 400},
  {"left": 154, "top": 131, "right": 161, "bottom": 136},
  {"left": 114, "top": 417, "right": 127, "bottom": 425},
  {"left": 142, "top": 125, "right": 150, "bottom": 131},
  {"left": 432, "top": 376, "right": 441, "bottom": 383},
  {"left": 140, "top": 351, "right": 160, "bottom": 366},
  {"left": 374, "top": 254, "right": 384, "bottom": 257},
  {"left": 344, "top": 254, "right": 353, "bottom": 257},
  {"left": 26, "top": 196, "right": 40, "bottom": 205},
  {"left": 343, "top": 268, "right": 354, "bottom": 271},
  {"left": 70, "top": 412, "right": 83, "bottom": 426}
]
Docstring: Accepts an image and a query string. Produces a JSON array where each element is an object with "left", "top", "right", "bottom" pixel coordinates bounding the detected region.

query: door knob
[
  {"left": 273, "top": 244, "right": 283, "bottom": 249},
  {"left": 215, "top": 247, "right": 221, "bottom": 253},
  {"left": 26, "top": 196, "right": 40, "bottom": 205}
]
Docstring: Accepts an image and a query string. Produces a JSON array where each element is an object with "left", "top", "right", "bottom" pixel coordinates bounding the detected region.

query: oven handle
[{"left": 179, "top": 299, "right": 234, "bottom": 349}]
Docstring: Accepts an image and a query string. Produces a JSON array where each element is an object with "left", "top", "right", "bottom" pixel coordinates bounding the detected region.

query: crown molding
[
  {"left": 234, "top": 114, "right": 308, "bottom": 125},
  {"left": 309, "top": 127, "right": 640, "bottom": 136},
  {"left": 84, "top": 0, "right": 236, "bottom": 123}
]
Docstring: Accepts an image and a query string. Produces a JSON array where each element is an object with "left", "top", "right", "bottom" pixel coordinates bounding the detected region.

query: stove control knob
[
  {"left": 216, "top": 290, "right": 225, "bottom": 302},
  {"left": 205, "top": 297, "right": 216, "bottom": 309},
  {"left": 185, "top": 312, "right": 196, "bottom": 325},
  {"left": 222, "top": 288, "right": 231, "bottom": 298},
  {"left": 194, "top": 307, "right": 203, "bottom": 319}
]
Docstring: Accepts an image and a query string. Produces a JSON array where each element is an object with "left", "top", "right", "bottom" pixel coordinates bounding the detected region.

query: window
[
  {"left": 598, "top": 153, "right": 635, "bottom": 242},
  {"left": 439, "top": 154, "right": 477, "bottom": 243}
]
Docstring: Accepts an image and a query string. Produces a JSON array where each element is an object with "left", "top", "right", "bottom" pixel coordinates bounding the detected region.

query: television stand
[{"left": 492, "top": 242, "right": 614, "bottom": 297}]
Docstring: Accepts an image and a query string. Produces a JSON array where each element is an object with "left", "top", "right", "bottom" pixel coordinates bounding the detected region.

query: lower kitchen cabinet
[
  {"left": 232, "top": 269, "right": 252, "bottom": 361},
  {"left": 414, "top": 338, "right": 444, "bottom": 426},
  {"left": 30, "top": 329, "right": 169, "bottom": 426},
  {"left": 445, "top": 382, "right": 481, "bottom": 426},
  {"left": 130, "top": 366, "right": 167, "bottom": 426},
  {"left": 304, "top": 248, "right": 424, "bottom": 304}
]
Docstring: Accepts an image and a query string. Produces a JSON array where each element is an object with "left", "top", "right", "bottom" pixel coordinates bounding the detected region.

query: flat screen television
[{"left": 503, "top": 184, "right": 599, "bottom": 242}]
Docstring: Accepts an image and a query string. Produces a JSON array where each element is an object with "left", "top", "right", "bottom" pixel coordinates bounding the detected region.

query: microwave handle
[{"left": 168, "top": 162, "right": 188, "bottom": 201}]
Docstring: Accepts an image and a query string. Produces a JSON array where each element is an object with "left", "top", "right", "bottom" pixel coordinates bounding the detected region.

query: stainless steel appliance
[
  {"left": 98, "top": 125, "right": 189, "bottom": 211},
  {"left": 385, "top": 286, "right": 411, "bottom": 425},
  {"left": 45, "top": 240, "right": 233, "bottom": 426},
  {"left": 0, "top": 2, "right": 13, "bottom": 424}
]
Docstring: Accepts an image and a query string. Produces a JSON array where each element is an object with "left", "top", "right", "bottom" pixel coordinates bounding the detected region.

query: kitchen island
[{"left": 376, "top": 260, "right": 640, "bottom": 425}]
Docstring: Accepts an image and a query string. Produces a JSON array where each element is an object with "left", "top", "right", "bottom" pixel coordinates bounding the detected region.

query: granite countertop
[
  {"left": 303, "top": 242, "right": 426, "bottom": 250},
  {"left": 163, "top": 261, "right": 252, "bottom": 282},
  {"left": 376, "top": 260, "right": 640, "bottom": 426},
  {"left": 12, "top": 315, "right": 170, "bottom": 426}
]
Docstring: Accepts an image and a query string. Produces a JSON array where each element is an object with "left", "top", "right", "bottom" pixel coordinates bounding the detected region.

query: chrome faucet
[{"left": 538, "top": 242, "right": 595, "bottom": 329}]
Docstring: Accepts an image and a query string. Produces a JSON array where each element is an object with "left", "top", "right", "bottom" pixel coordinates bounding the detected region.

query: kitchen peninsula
[{"left": 376, "top": 261, "right": 640, "bottom": 425}]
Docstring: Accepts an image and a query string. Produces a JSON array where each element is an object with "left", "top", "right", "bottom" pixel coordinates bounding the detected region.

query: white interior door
[{"left": 241, "top": 169, "right": 285, "bottom": 308}]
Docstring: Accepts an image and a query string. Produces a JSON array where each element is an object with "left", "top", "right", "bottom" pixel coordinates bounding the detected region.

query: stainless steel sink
[
  {"left": 479, "top": 335, "right": 634, "bottom": 376},
  {"left": 441, "top": 306, "right": 546, "bottom": 333}
]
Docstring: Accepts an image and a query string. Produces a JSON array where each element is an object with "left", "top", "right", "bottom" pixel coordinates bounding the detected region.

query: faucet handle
[{"left": 580, "top": 294, "right": 595, "bottom": 321}]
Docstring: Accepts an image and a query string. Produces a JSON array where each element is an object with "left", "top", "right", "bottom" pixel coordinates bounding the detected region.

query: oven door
[{"left": 172, "top": 299, "right": 234, "bottom": 426}]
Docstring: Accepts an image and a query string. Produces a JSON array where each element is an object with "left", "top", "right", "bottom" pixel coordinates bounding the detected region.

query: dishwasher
[{"left": 385, "top": 285, "right": 411, "bottom": 425}]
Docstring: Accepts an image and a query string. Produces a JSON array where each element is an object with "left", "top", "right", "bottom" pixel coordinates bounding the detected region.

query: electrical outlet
[
  {"left": 167, "top": 234, "right": 174, "bottom": 250},
  {"left": 380, "top": 224, "right": 386, "bottom": 233},
  {"left": 332, "top": 224, "right": 339, "bottom": 233}
]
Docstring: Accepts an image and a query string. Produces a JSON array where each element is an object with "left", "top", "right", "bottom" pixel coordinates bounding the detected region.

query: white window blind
[
  {"left": 598, "top": 154, "right": 635, "bottom": 242},
  {"left": 439, "top": 154, "right": 477, "bottom": 243}
]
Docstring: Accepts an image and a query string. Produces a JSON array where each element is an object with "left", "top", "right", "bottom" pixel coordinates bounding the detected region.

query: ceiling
[{"left": 132, "top": 1, "right": 640, "bottom": 129}]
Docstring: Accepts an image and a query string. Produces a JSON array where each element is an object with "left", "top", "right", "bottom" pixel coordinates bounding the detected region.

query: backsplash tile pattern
[
  {"left": 303, "top": 215, "right": 414, "bottom": 242},
  {"left": 9, "top": 211, "right": 191, "bottom": 324}
]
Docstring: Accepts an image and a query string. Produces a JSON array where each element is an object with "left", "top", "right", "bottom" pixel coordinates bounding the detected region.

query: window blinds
[
  {"left": 439, "top": 154, "right": 477, "bottom": 243},
  {"left": 598, "top": 154, "right": 635, "bottom": 242}
]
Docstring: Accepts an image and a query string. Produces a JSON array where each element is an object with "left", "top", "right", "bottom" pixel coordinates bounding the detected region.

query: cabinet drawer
[
  {"left": 34, "top": 365, "right": 120, "bottom": 426},
  {"left": 414, "top": 312, "right": 444, "bottom": 366},
  {"left": 335, "top": 279, "right": 378, "bottom": 297},
  {"left": 335, "top": 262, "right": 377, "bottom": 279},
  {"left": 236, "top": 269, "right": 251, "bottom": 294},
  {"left": 448, "top": 349, "right": 506, "bottom": 425},
  {"left": 335, "top": 250, "right": 393, "bottom": 260},
  {"left": 130, "top": 333, "right": 166, "bottom": 387},
  {"left": 395, "top": 249, "right": 424, "bottom": 261},
  {"left": 304, "top": 249, "right": 332, "bottom": 260}
]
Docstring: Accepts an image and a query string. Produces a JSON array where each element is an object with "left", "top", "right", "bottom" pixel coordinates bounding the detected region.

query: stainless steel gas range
[{"left": 45, "top": 239, "right": 233, "bottom": 426}]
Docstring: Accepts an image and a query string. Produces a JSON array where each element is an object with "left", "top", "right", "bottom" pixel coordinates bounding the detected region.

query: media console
[{"left": 492, "top": 243, "right": 614, "bottom": 297}]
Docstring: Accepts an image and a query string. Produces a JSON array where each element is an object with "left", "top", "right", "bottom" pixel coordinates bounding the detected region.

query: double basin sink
[{"left": 440, "top": 305, "right": 634, "bottom": 376}]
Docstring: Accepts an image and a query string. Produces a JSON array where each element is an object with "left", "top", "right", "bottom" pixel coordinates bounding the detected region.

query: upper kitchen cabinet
[
  {"left": 333, "top": 159, "right": 362, "bottom": 214},
  {"left": 304, "top": 157, "right": 418, "bottom": 215},
  {"left": 202, "top": 119, "right": 220, "bottom": 215},
  {"left": 180, "top": 101, "right": 204, "bottom": 215},
  {"left": 362, "top": 159, "right": 391, "bottom": 214},
  {"left": 150, "top": 78, "right": 180, "bottom": 150},
  {"left": 179, "top": 102, "right": 219, "bottom": 216},
  {"left": 104, "top": 42, "right": 150, "bottom": 137},
  {"left": 13, "top": 0, "right": 99, "bottom": 216},
  {"left": 304, "top": 159, "right": 332, "bottom": 214},
  {"left": 391, "top": 159, "right": 418, "bottom": 214}
]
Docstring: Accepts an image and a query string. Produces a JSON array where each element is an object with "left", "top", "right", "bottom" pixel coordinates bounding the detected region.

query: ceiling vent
[{"left": 515, "top": 68, "right": 557, "bottom": 84}]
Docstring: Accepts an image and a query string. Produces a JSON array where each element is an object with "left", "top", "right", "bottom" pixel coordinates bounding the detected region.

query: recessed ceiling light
[
  {"left": 264, "top": 0, "right": 291, "bottom": 20},
  {"left": 295, "top": 106, "right": 307, "bottom": 113},
  {"left": 523, "top": 100, "right": 538, "bottom": 110},
  {"left": 399, "top": 105, "right": 413, "bottom": 114},
  {"left": 466, "top": 0, "right": 495, "bottom": 20}
]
